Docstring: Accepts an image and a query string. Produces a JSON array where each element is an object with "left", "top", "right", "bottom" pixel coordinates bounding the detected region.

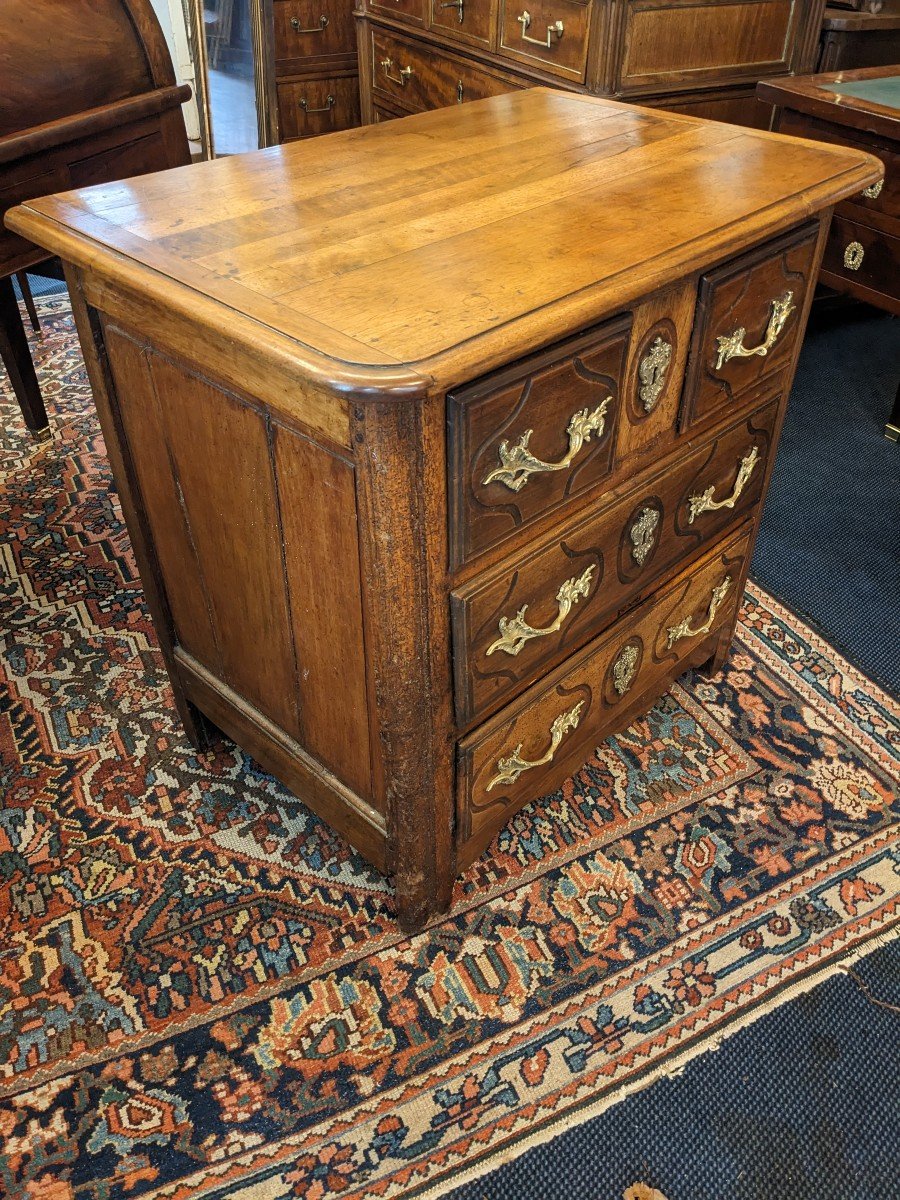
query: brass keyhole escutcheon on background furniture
[{"left": 843, "top": 241, "right": 865, "bottom": 271}]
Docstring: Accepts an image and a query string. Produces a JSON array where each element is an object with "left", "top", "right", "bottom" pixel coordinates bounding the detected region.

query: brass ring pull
[
  {"left": 487, "top": 565, "right": 595, "bottom": 657},
  {"left": 714, "top": 291, "right": 795, "bottom": 370},
  {"left": 298, "top": 95, "right": 335, "bottom": 114},
  {"left": 666, "top": 576, "right": 732, "bottom": 649},
  {"left": 291, "top": 14, "right": 328, "bottom": 32},
  {"left": 486, "top": 701, "right": 583, "bottom": 790},
  {"left": 441, "top": 0, "right": 465, "bottom": 22},
  {"left": 482, "top": 397, "right": 611, "bottom": 492},
  {"left": 844, "top": 241, "right": 865, "bottom": 271},
  {"left": 862, "top": 179, "right": 883, "bottom": 200},
  {"left": 517, "top": 10, "right": 564, "bottom": 47},
  {"left": 380, "top": 57, "right": 414, "bottom": 86},
  {"left": 687, "top": 445, "right": 759, "bottom": 524}
]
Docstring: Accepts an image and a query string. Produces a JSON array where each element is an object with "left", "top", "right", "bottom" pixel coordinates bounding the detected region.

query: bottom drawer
[
  {"left": 456, "top": 524, "right": 751, "bottom": 864},
  {"left": 820, "top": 214, "right": 900, "bottom": 314},
  {"left": 277, "top": 77, "right": 361, "bottom": 141}
]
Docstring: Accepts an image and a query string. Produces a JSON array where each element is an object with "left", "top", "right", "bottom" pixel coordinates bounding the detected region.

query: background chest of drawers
[
  {"left": 7, "top": 91, "right": 879, "bottom": 930},
  {"left": 355, "top": 0, "right": 828, "bottom": 130},
  {"left": 268, "top": 0, "right": 362, "bottom": 139}
]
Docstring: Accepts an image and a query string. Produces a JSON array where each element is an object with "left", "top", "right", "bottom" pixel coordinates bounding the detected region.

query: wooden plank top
[
  {"left": 6, "top": 88, "right": 881, "bottom": 398},
  {"left": 758, "top": 66, "right": 900, "bottom": 141}
]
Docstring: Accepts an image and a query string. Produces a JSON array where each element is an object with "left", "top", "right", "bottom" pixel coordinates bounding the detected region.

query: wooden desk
[
  {"left": 759, "top": 66, "right": 900, "bottom": 440},
  {"left": 6, "top": 91, "right": 878, "bottom": 929},
  {"left": 0, "top": 0, "right": 191, "bottom": 441}
]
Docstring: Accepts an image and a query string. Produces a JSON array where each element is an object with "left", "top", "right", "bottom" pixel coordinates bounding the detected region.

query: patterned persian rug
[{"left": 1, "top": 296, "right": 898, "bottom": 1200}]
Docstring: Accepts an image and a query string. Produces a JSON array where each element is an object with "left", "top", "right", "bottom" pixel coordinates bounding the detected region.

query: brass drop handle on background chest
[
  {"left": 291, "top": 14, "right": 328, "bottom": 32},
  {"left": 380, "top": 57, "right": 414, "bottom": 86},
  {"left": 487, "top": 565, "right": 595, "bottom": 657},
  {"left": 440, "top": 0, "right": 465, "bottom": 22},
  {"left": 486, "top": 701, "right": 584, "bottom": 790},
  {"left": 687, "top": 445, "right": 760, "bottom": 524},
  {"left": 714, "top": 291, "right": 795, "bottom": 370},
  {"left": 517, "top": 10, "right": 564, "bottom": 47},
  {"left": 482, "top": 397, "right": 611, "bottom": 491},
  {"left": 666, "top": 576, "right": 732, "bottom": 649},
  {"left": 298, "top": 95, "right": 335, "bottom": 114}
]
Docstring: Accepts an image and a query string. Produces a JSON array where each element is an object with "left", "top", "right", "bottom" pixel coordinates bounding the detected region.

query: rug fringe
[{"left": 409, "top": 926, "right": 898, "bottom": 1200}]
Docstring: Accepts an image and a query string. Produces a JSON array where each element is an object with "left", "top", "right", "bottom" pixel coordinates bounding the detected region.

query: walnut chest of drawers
[{"left": 6, "top": 90, "right": 879, "bottom": 930}]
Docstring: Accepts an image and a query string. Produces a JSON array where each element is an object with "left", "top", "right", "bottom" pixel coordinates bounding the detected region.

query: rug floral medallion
[{"left": 1, "top": 298, "right": 898, "bottom": 1200}]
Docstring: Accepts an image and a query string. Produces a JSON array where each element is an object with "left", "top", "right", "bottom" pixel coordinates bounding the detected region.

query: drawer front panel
[
  {"left": 369, "top": 0, "right": 427, "bottom": 26},
  {"left": 821, "top": 215, "right": 900, "bottom": 312},
  {"left": 272, "top": 0, "right": 357, "bottom": 68},
  {"left": 372, "top": 29, "right": 517, "bottom": 110},
  {"left": 277, "top": 77, "right": 361, "bottom": 140},
  {"left": 498, "top": 0, "right": 591, "bottom": 82},
  {"left": 682, "top": 223, "right": 818, "bottom": 430},
  {"left": 616, "top": 1, "right": 795, "bottom": 95},
  {"left": 452, "top": 395, "right": 778, "bottom": 724},
  {"left": 457, "top": 525, "right": 751, "bottom": 861},
  {"left": 429, "top": 0, "right": 495, "bottom": 48},
  {"left": 449, "top": 316, "right": 631, "bottom": 565}
]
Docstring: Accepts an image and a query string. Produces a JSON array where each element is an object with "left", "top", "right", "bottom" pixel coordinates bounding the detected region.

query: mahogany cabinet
[
  {"left": 0, "top": 0, "right": 191, "bottom": 440},
  {"left": 355, "top": 0, "right": 828, "bottom": 129},
  {"left": 6, "top": 91, "right": 879, "bottom": 929}
]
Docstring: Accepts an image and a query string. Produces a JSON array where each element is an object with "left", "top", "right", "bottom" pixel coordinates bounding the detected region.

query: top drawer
[
  {"left": 448, "top": 315, "right": 631, "bottom": 566},
  {"left": 498, "top": 0, "right": 592, "bottom": 83},
  {"left": 272, "top": 0, "right": 357, "bottom": 68},
  {"left": 682, "top": 223, "right": 819, "bottom": 430}
]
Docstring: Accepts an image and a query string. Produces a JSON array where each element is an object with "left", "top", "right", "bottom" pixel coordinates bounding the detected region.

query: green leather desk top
[{"left": 821, "top": 75, "right": 900, "bottom": 112}]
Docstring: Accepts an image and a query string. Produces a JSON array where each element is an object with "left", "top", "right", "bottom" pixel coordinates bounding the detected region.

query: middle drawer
[{"left": 451, "top": 393, "right": 779, "bottom": 725}]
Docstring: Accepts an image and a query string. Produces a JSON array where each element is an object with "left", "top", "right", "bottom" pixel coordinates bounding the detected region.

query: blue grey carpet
[
  {"left": 447, "top": 937, "right": 900, "bottom": 1200},
  {"left": 751, "top": 305, "right": 899, "bottom": 697}
]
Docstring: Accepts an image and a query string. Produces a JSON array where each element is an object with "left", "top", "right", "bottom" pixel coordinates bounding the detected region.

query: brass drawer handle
[
  {"left": 298, "top": 94, "right": 335, "bottom": 114},
  {"left": 291, "top": 14, "right": 328, "bottom": 32},
  {"left": 844, "top": 241, "right": 865, "bottom": 271},
  {"left": 638, "top": 335, "right": 672, "bottom": 413},
  {"left": 714, "top": 291, "right": 795, "bottom": 370},
  {"left": 487, "top": 564, "right": 595, "bottom": 657},
  {"left": 380, "top": 56, "right": 414, "bottom": 86},
  {"left": 687, "top": 444, "right": 759, "bottom": 524},
  {"left": 441, "top": 0, "right": 465, "bottom": 22},
  {"left": 862, "top": 179, "right": 883, "bottom": 200},
  {"left": 486, "top": 700, "right": 583, "bottom": 790},
  {"left": 482, "top": 397, "right": 611, "bottom": 492},
  {"left": 666, "top": 575, "right": 732, "bottom": 649},
  {"left": 517, "top": 10, "right": 564, "bottom": 46}
]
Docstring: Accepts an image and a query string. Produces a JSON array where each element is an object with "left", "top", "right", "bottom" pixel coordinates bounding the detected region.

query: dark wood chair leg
[
  {"left": 0, "top": 273, "right": 50, "bottom": 442},
  {"left": 16, "top": 271, "right": 41, "bottom": 333},
  {"left": 886, "top": 376, "right": 900, "bottom": 444}
]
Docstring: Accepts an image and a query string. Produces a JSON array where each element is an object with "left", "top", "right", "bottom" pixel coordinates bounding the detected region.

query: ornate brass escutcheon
[
  {"left": 486, "top": 700, "right": 584, "bottom": 790},
  {"left": 482, "top": 398, "right": 611, "bottom": 492},
  {"left": 666, "top": 576, "right": 732, "bottom": 649},
  {"left": 612, "top": 643, "right": 639, "bottom": 696},
  {"left": 714, "top": 291, "right": 795, "bottom": 370},
  {"left": 687, "top": 445, "right": 759, "bottom": 524},
  {"left": 487, "top": 565, "right": 595, "bottom": 657},
  {"left": 862, "top": 179, "right": 883, "bottom": 200},
  {"left": 629, "top": 505, "right": 660, "bottom": 566},
  {"left": 843, "top": 241, "right": 865, "bottom": 271},
  {"left": 638, "top": 335, "right": 672, "bottom": 413}
]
